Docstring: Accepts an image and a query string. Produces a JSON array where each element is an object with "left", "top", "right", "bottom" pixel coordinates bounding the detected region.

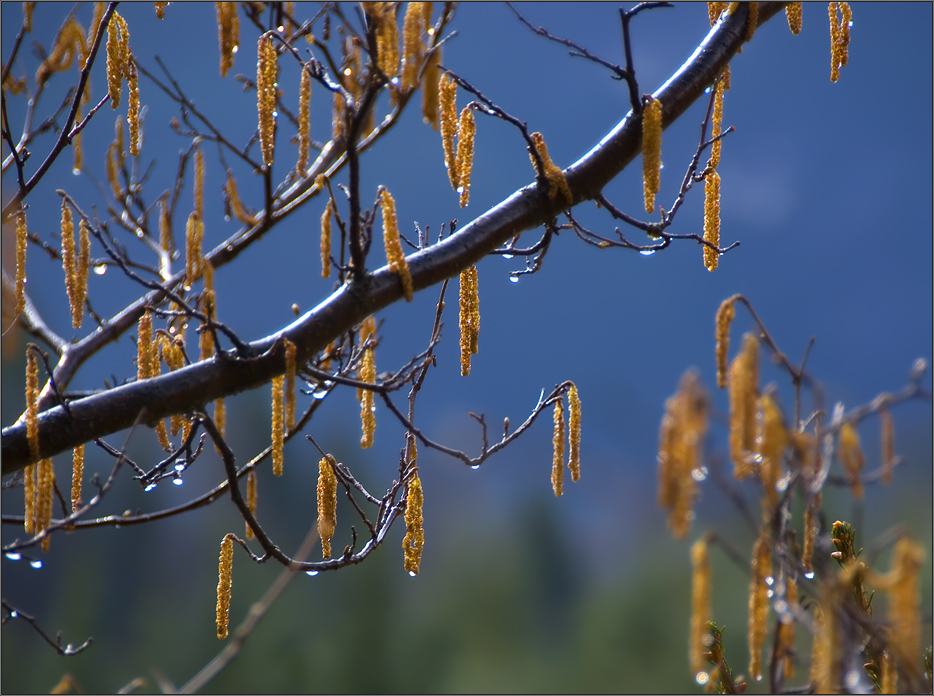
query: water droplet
[
  {"left": 508, "top": 276, "right": 519, "bottom": 283},
  {"left": 343, "top": 67, "right": 352, "bottom": 77},
  {"left": 847, "top": 20, "right": 853, "bottom": 28},
  {"left": 695, "top": 671, "right": 709, "bottom": 685},
  {"left": 804, "top": 571, "right": 815, "bottom": 579},
  {"left": 306, "top": 570, "right": 319, "bottom": 577},
  {"left": 174, "top": 463, "right": 185, "bottom": 472},
  {"left": 685, "top": 510, "right": 696, "bottom": 521},
  {"left": 66, "top": 643, "right": 74, "bottom": 652},
  {"left": 232, "top": 45, "right": 239, "bottom": 54},
  {"left": 408, "top": 570, "right": 417, "bottom": 577},
  {"left": 456, "top": 186, "right": 464, "bottom": 194},
  {"left": 470, "top": 464, "right": 480, "bottom": 470},
  {"left": 766, "top": 589, "right": 774, "bottom": 598},
  {"left": 391, "top": 77, "right": 400, "bottom": 86},
  {"left": 639, "top": 249, "right": 656, "bottom": 256},
  {"left": 704, "top": 86, "right": 711, "bottom": 94},
  {"left": 774, "top": 599, "right": 787, "bottom": 614},
  {"left": 312, "top": 388, "right": 329, "bottom": 400},
  {"left": 765, "top": 576, "right": 774, "bottom": 586},
  {"left": 691, "top": 466, "right": 708, "bottom": 481},
  {"left": 10, "top": 610, "right": 18, "bottom": 618},
  {"left": 755, "top": 673, "right": 763, "bottom": 682},
  {"left": 277, "top": 25, "right": 285, "bottom": 32},
  {"left": 502, "top": 253, "right": 514, "bottom": 260},
  {"left": 272, "top": 111, "right": 279, "bottom": 119},
  {"left": 93, "top": 264, "right": 107, "bottom": 275},
  {"left": 226, "top": 245, "right": 233, "bottom": 252},
  {"left": 659, "top": 163, "right": 664, "bottom": 170},
  {"left": 5, "top": 552, "right": 22, "bottom": 561},
  {"left": 224, "top": 215, "right": 231, "bottom": 222},
  {"left": 136, "top": 228, "right": 144, "bottom": 238},
  {"left": 172, "top": 477, "right": 184, "bottom": 486},
  {"left": 72, "top": 168, "right": 81, "bottom": 176},
  {"left": 427, "top": 27, "right": 435, "bottom": 36},
  {"left": 144, "top": 483, "right": 157, "bottom": 492},
  {"left": 29, "top": 559, "right": 43, "bottom": 569}
]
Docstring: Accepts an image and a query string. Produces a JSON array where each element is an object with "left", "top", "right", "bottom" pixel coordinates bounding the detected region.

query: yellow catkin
[
  {"left": 379, "top": 187, "right": 414, "bottom": 302},
  {"left": 73, "top": 220, "right": 90, "bottom": 328},
  {"left": 375, "top": 3, "right": 400, "bottom": 79},
  {"left": 284, "top": 338, "right": 296, "bottom": 431},
  {"left": 359, "top": 347, "right": 376, "bottom": 448},
  {"left": 802, "top": 491, "right": 821, "bottom": 575},
  {"left": 320, "top": 197, "right": 332, "bottom": 279},
  {"left": 224, "top": 171, "right": 254, "bottom": 225},
  {"left": 24, "top": 463, "right": 37, "bottom": 535},
  {"left": 529, "top": 132, "right": 572, "bottom": 205},
  {"left": 839, "top": 3, "right": 852, "bottom": 68},
  {"left": 61, "top": 201, "right": 78, "bottom": 324},
  {"left": 185, "top": 212, "right": 203, "bottom": 288},
  {"left": 707, "top": 2, "right": 727, "bottom": 25},
  {"left": 15, "top": 210, "right": 28, "bottom": 314},
  {"left": 36, "top": 457, "right": 54, "bottom": 551},
  {"left": 642, "top": 98, "right": 663, "bottom": 214},
  {"left": 421, "top": 48, "right": 442, "bottom": 129},
  {"left": 829, "top": 2, "right": 851, "bottom": 83},
  {"left": 257, "top": 35, "right": 277, "bottom": 167},
  {"left": 245, "top": 469, "right": 257, "bottom": 539},
  {"left": 757, "top": 393, "right": 786, "bottom": 511},
  {"left": 127, "top": 61, "right": 140, "bottom": 157},
  {"left": 748, "top": 525, "right": 771, "bottom": 682},
  {"left": 838, "top": 421, "right": 864, "bottom": 498},
  {"left": 810, "top": 591, "right": 836, "bottom": 693},
  {"left": 155, "top": 2, "right": 169, "bottom": 20},
  {"left": 882, "top": 538, "right": 925, "bottom": 677},
  {"left": 778, "top": 574, "right": 798, "bottom": 679},
  {"left": 200, "top": 263, "right": 215, "bottom": 361},
  {"left": 317, "top": 455, "right": 338, "bottom": 558},
  {"left": 880, "top": 651, "right": 897, "bottom": 694},
  {"left": 690, "top": 536, "right": 712, "bottom": 676},
  {"left": 744, "top": 2, "right": 758, "bottom": 43},
  {"left": 297, "top": 67, "right": 311, "bottom": 176},
  {"left": 271, "top": 375, "right": 284, "bottom": 476},
  {"left": 216, "top": 2, "right": 239, "bottom": 78},
  {"left": 458, "top": 264, "right": 479, "bottom": 377},
  {"left": 194, "top": 147, "right": 204, "bottom": 221},
  {"left": 728, "top": 334, "right": 758, "bottom": 480},
  {"left": 106, "top": 13, "right": 128, "bottom": 109},
  {"left": 332, "top": 90, "right": 347, "bottom": 141},
  {"left": 214, "top": 397, "right": 226, "bottom": 439},
  {"left": 785, "top": 2, "right": 803, "bottom": 35},
  {"left": 657, "top": 371, "right": 707, "bottom": 538},
  {"left": 551, "top": 399, "right": 566, "bottom": 497},
  {"left": 567, "top": 383, "right": 581, "bottom": 482},
  {"left": 216, "top": 533, "right": 234, "bottom": 639},
  {"left": 71, "top": 445, "right": 84, "bottom": 513},
  {"left": 400, "top": 2, "right": 426, "bottom": 93},
  {"left": 402, "top": 469, "right": 424, "bottom": 575},
  {"left": 26, "top": 350, "right": 40, "bottom": 461},
  {"left": 703, "top": 170, "right": 720, "bottom": 271},
  {"left": 439, "top": 72, "right": 458, "bottom": 189},
  {"left": 709, "top": 78, "right": 725, "bottom": 169},
  {"left": 137, "top": 310, "right": 155, "bottom": 380},
  {"left": 455, "top": 107, "right": 475, "bottom": 208},
  {"left": 880, "top": 407, "right": 895, "bottom": 485},
  {"left": 714, "top": 296, "right": 735, "bottom": 389}
]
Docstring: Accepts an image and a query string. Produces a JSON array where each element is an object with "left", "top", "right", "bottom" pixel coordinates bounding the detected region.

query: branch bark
[{"left": 2, "top": 3, "right": 785, "bottom": 475}]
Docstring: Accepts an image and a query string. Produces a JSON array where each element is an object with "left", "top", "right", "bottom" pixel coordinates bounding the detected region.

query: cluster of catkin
[
  {"left": 59, "top": 201, "right": 90, "bottom": 329},
  {"left": 681, "top": 294, "right": 913, "bottom": 689},
  {"left": 438, "top": 73, "right": 475, "bottom": 208},
  {"left": 551, "top": 384, "right": 582, "bottom": 497},
  {"left": 106, "top": 11, "right": 141, "bottom": 156}
]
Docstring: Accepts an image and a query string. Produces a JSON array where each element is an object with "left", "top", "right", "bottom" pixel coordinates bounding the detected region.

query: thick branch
[{"left": 2, "top": 3, "right": 784, "bottom": 475}]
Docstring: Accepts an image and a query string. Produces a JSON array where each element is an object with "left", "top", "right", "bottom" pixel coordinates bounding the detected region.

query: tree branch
[{"left": 2, "top": 3, "right": 786, "bottom": 475}]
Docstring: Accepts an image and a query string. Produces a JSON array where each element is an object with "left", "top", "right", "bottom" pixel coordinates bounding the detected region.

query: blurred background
[{"left": 2, "top": 3, "right": 931, "bottom": 693}]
